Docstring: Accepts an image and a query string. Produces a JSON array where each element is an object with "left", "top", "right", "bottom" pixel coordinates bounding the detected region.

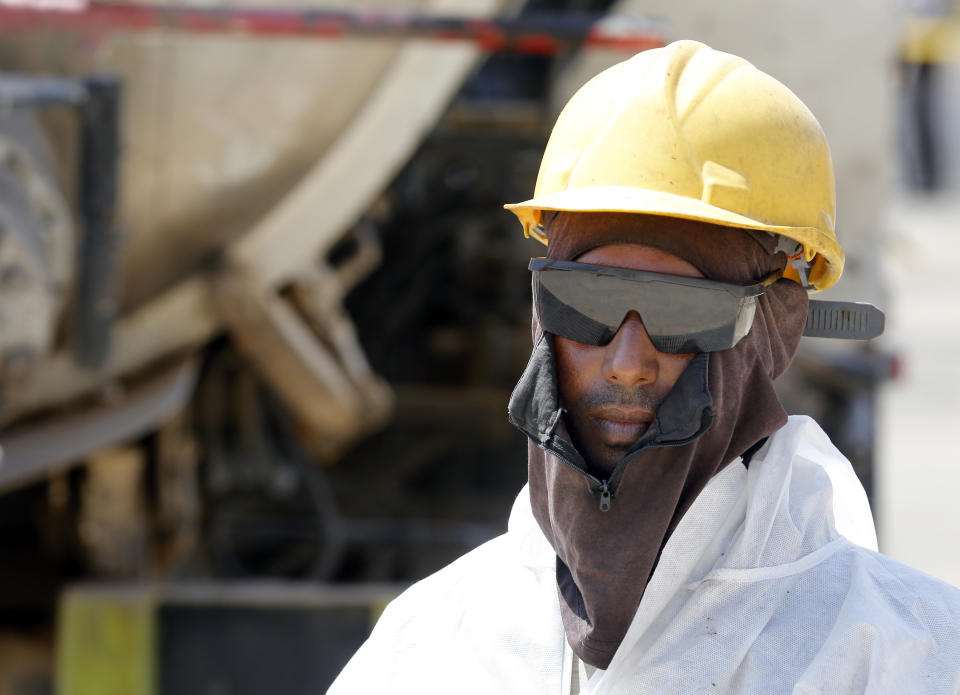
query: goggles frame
[{"left": 529, "top": 257, "right": 767, "bottom": 354}]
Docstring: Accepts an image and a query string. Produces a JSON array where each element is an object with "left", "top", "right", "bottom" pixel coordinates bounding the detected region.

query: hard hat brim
[{"left": 504, "top": 186, "right": 843, "bottom": 291}]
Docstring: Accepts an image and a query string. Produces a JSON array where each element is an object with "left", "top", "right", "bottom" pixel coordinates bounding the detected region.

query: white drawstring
[
  {"left": 561, "top": 639, "right": 595, "bottom": 695},
  {"left": 561, "top": 639, "right": 573, "bottom": 695}
]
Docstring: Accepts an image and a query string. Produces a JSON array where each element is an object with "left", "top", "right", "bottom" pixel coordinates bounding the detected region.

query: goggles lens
[{"left": 529, "top": 258, "right": 765, "bottom": 354}]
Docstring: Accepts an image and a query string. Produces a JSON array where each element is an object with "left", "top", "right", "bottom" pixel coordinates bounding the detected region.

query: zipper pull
[{"left": 599, "top": 480, "right": 612, "bottom": 512}]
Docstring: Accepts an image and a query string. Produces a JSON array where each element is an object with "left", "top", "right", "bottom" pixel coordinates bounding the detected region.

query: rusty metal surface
[
  {"left": 0, "top": 114, "right": 75, "bottom": 388},
  {"left": 153, "top": 410, "right": 201, "bottom": 575},
  {"left": 214, "top": 265, "right": 392, "bottom": 458},
  {"left": 0, "top": 0, "right": 508, "bottom": 312},
  {"left": 78, "top": 446, "right": 148, "bottom": 576},
  {"left": 61, "top": 579, "right": 405, "bottom": 607},
  {"left": 0, "top": 0, "right": 507, "bottom": 426},
  {"left": 0, "top": 276, "right": 217, "bottom": 426},
  {"left": 0, "top": 3, "right": 665, "bottom": 53},
  {"left": 0, "top": 358, "right": 199, "bottom": 493},
  {"left": 0, "top": 74, "right": 86, "bottom": 106}
]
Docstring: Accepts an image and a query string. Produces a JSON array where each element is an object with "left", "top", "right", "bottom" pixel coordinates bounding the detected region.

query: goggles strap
[{"left": 761, "top": 268, "right": 784, "bottom": 287}]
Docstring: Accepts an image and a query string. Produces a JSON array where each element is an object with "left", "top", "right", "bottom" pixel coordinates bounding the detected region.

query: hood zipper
[
  {"left": 513, "top": 393, "right": 677, "bottom": 512},
  {"left": 509, "top": 346, "right": 713, "bottom": 514},
  {"left": 599, "top": 481, "right": 612, "bottom": 512},
  {"left": 517, "top": 416, "right": 663, "bottom": 512},
  {"left": 515, "top": 415, "right": 630, "bottom": 513},
  {"left": 513, "top": 418, "right": 610, "bottom": 505}
]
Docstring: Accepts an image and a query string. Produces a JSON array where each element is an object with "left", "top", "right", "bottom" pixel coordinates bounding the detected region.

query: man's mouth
[{"left": 592, "top": 407, "right": 654, "bottom": 446}]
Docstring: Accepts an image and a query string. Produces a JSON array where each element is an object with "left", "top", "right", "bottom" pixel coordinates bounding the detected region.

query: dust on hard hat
[{"left": 505, "top": 40, "right": 843, "bottom": 291}]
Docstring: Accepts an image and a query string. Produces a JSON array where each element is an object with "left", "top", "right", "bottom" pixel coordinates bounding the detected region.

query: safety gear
[
  {"left": 530, "top": 258, "right": 884, "bottom": 348},
  {"left": 529, "top": 210, "right": 808, "bottom": 667},
  {"left": 530, "top": 258, "right": 766, "bottom": 353},
  {"left": 328, "top": 417, "right": 960, "bottom": 695},
  {"left": 505, "top": 40, "right": 844, "bottom": 291}
]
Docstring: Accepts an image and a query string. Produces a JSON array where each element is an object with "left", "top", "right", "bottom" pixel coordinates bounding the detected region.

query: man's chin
[
  {"left": 581, "top": 439, "right": 634, "bottom": 478},
  {"left": 567, "top": 417, "right": 649, "bottom": 477}
]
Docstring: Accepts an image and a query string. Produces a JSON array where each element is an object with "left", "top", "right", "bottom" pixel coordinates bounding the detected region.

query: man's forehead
[
  {"left": 574, "top": 242, "right": 705, "bottom": 279},
  {"left": 543, "top": 211, "right": 781, "bottom": 285}
]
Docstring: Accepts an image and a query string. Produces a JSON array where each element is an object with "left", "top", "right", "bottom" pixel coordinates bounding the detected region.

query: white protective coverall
[{"left": 328, "top": 416, "right": 960, "bottom": 694}]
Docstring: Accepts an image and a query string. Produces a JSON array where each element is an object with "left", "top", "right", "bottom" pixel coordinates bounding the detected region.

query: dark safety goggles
[{"left": 529, "top": 258, "right": 768, "bottom": 354}]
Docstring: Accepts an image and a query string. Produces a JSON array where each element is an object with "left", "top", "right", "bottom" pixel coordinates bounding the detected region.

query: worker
[
  {"left": 900, "top": 0, "right": 960, "bottom": 190},
  {"left": 328, "top": 40, "right": 960, "bottom": 694}
]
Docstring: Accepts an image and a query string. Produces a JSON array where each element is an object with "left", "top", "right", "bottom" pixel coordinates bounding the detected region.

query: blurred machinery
[
  {"left": 0, "top": 0, "right": 674, "bottom": 571},
  {"left": 0, "top": 1, "right": 895, "bottom": 692},
  {"left": 0, "top": 2, "right": 662, "bottom": 690}
]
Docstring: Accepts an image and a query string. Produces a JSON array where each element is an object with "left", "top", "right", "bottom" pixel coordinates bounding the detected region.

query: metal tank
[{"left": 0, "top": 0, "right": 514, "bottom": 481}]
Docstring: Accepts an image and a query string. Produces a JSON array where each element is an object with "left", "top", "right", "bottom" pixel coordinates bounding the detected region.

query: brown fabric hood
[{"left": 508, "top": 212, "right": 808, "bottom": 669}]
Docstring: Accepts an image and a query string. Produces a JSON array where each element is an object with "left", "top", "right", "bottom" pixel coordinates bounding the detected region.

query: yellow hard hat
[{"left": 505, "top": 40, "right": 843, "bottom": 291}]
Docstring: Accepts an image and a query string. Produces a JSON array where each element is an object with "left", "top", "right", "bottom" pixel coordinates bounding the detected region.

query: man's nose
[{"left": 601, "top": 310, "right": 660, "bottom": 387}]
